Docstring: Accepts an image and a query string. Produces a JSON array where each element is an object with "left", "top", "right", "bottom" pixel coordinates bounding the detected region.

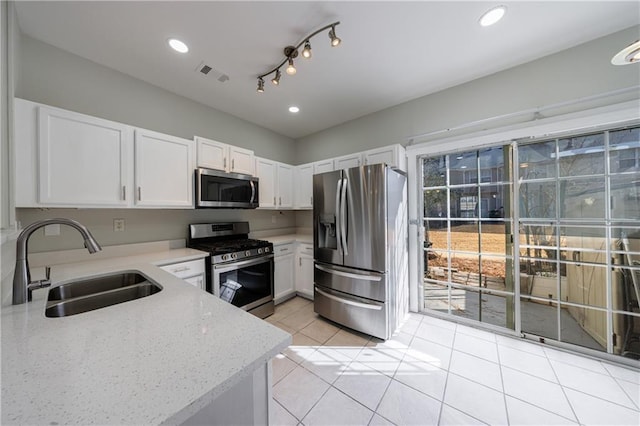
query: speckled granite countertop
[{"left": 1, "top": 249, "right": 291, "bottom": 425}]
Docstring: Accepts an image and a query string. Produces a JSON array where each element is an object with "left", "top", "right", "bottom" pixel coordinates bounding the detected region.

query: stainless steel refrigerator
[{"left": 313, "top": 163, "right": 408, "bottom": 340}]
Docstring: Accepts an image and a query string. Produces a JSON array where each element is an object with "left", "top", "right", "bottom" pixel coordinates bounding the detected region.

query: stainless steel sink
[{"left": 45, "top": 271, "right": 162, "bottom": 318}]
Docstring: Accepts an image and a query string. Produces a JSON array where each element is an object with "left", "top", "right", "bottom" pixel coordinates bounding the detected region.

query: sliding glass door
[{"left": 421, "top": 126, "right": 640, "bottom": 359}]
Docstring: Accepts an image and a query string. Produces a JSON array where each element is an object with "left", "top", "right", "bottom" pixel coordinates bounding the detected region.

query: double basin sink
[{"left": 45, "top": 271, "right": 162, "bottom": 318}]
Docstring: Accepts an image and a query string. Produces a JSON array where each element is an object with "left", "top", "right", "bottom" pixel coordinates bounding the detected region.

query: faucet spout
[{"left": 12, "top": 218, "right": 102, "bottom": 305}]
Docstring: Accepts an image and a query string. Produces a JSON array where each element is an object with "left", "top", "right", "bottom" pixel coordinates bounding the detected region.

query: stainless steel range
[{"left": 188, "top": 222, "right": 274, "bottom": 318}]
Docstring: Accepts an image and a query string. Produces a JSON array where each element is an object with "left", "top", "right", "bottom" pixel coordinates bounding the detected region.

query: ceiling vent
[{"left": 195, "top": 61, "right": 229, "bottom": 83}]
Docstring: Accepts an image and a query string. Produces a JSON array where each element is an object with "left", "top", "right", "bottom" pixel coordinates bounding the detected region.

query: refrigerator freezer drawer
[
  {"left": 314, "top": 285, "right": 388, "bottom": 340},
  {"left": 314, "top": 262, "right": 386, "bottom": 302}
]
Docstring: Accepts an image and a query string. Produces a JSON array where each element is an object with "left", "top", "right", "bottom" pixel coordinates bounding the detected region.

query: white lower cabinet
[
  {"left": 160, "top": 258, "right": 206, "bottom": 291},
  {"left": 274, "top": 243, "right": 295, "bottom": 304},
  {"left": 295, "top": 243, "right": 314, "bottom": 300}
]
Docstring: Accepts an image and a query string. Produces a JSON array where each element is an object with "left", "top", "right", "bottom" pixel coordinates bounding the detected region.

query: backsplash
[{"left": 16, "top": 208, "right": 298, "bottom": 253}]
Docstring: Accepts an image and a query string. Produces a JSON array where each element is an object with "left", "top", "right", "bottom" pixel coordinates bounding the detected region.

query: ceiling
[{"left": 14, "top": 1, "right": 640, "bottom": 139}]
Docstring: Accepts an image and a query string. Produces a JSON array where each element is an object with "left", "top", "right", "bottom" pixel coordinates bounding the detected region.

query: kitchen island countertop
[{"left": 1, "top": 247, "right": 291, "bottom": 425}]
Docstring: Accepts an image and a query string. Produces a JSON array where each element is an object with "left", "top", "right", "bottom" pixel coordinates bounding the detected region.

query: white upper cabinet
[
  {"left": 294, "top": 163, "right": 313, "bottom": 209},
  {"left": 195, "top": 136, "right": 255, "bottom": 175},
  {"left": 135, "top": 129, "right": 195, "bottom": 208},
  {"left": 255, "top": 157, "right": 293, "bottom": 209},
  {"left": 313, "top": 160, "right": 334, "bottom": 175},
  {"left": 37, "top": 106, "right": 132, "bottom": 207},
  {"left": 334, "top": 153, "right": 363, "bottom": 170},
  {"left": 363, "top": 144, "right": 406, "bottom": 171}
]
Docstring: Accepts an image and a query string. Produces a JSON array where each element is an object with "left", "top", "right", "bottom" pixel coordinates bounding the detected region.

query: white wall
[
  {"left": 16, "top": 35, "right": 296, "bottom": 164},
  {"left": 295, "top": 26, "right": 640, "bottom": 164}
]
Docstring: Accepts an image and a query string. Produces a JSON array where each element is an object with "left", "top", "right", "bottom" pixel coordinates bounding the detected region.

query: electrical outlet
[
  {"left": 44, "top": 224, "right": 60, "bottom": 236},
  {"left": 113, "top": 218, "right": 125, "bottom": 232}
]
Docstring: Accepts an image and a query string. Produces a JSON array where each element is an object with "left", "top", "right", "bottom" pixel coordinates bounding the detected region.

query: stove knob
[
  {"left": 232, "top": 253, "right": 238, "bottom": 259},
  {"left": 245, "top": 250, "right": 251, "bottom": 256},
  {"left": 257, "top": 248, "right": 263, "bottom": 254},
  {"left": 222, "top": 254, "right": 228, "bottom": 261},
  {"left": 265, "top": 247, "right": 270, "bottom": 253}
]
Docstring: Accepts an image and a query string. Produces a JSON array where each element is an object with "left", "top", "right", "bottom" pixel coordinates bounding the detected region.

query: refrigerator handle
[
  {"left": 340, "top": 177, "right": 348, "bottom": 255},
  {"left": 335, "top": 178, "right": 343, "bottom": 254},
  {"left": 315, "top": 287, "right": 383, "bottom": 311}
]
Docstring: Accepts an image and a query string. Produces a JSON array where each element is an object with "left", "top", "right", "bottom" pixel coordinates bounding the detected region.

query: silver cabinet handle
[
  {"left": 299, "top": 258, "right": 302, "bottom": 266},
  {"left": 232, "top": 159, "right": 235, "bottom": 170},
  {"left": 273, "top": 197, "right": 276, "bottom": 205},
  {"left": 138, "top": 187, "right": 141, "bottom": 201},
  {"left": 315, "top": 287, "right": 382, "bottom": 310},
  {"left": 171, "top": 266, "right": 190, "bottom": 273},
  {"left": 310, "top": 196, "right": 313, "bottom": 204},
  {"left": 315, "top": 263, "right": 382, "bottom": 281},
  {"left": 223, "top": 158, "right": 227, "bottom": 169},
  {"left": 279, "top": 196, "right": 282, "bottom": 206},
  {"left": 122, "top": 186, "right": 126, "bottom": 201}
]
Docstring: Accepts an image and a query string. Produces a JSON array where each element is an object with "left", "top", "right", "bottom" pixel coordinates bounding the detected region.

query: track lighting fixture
[
  {"left": 271, "top": 69, "right": 281, "bottom": 85},
  {"left": 256, "top": 21, "right": 341, "bottom": 93}
]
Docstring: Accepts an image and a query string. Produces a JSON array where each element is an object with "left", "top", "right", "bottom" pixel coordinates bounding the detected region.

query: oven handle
[{"left": 213, "top": 254, "right": 274, "bottom": 272}]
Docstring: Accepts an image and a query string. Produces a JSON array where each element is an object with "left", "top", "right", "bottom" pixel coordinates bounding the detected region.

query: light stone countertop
[
  {"left": 1, "top": 248, "right": 291, "bottom": 425},
  {"left": 267, "top": 234, "right": 312, "bottom": 245}
]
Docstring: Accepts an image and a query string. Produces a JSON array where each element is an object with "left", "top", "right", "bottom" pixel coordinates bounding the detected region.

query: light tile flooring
[{"left": 265, "top": 297, "right": 640, "bottom": 426}]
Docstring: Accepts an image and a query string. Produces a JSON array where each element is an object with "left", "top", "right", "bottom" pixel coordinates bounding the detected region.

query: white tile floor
[{"left": 266, "top": 297, "right": 640, "bottom": 426}]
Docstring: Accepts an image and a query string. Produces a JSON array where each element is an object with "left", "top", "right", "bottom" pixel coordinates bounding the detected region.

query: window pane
[
  {"left": 451, "top": 254, "right": 480, "bottom": 287},
  {"left": 480, "top": 291, "right": 514, "bottom": 329},
  {"left": 481, "top": 222, "right": 510, "bottom": 255},
  {"left": 481, "top": 255, "right": 509, "bottom": 292},
  {"left": 521, "top": 296, "right": 559, "bottom": 341},
  {"left": 423, "top": 156, "right": 447, "bottom": 187},
  {"left": 423, "top": 280, "right": 450, "bottom": 313},
  {"left": 450, "top": 287, "right": 480, "bottom": 322},
  {"left": 479, "top": 146, "right": 507, "bottom": 184},
  {"left": 519, "top": 141, "right": 556, "bottom": 180},
  {"left": 612, "top": 312, "right": 640, "bottom": 356},
  {"left": 520, "top": 182, "right": 557, "bottom": 219},
  {"left": 609, "top": 127, "right": 640, "bottom": 174},
  {"left": 426, "top": 225, "right": 448, "bottom": 251},
  {"left": 561, "top": 305, "right": 607, "bottom": 352},
  {"left": 480, "top": 184, "right": 509, "bottom": 219},
  {"left": 450, "top": 223, "right": 479, "bottom": 253},
  {"left": 558, "top": 133, "right": 605, "bottom": 177},
  {"left": 613, "top": 267, "right": 640, "bottom": 315},
  {"left": 449, "top": 152, "right": 477, "bottom": 185},
  {"left": 450, "top": 187, "right": 478, "bottom": 218},
  {"left": 559, "top": 178, "right": 606, "bottom": 219},
  {"left": 563, "top": 263, "right": 607, "bottom": 308},
  {"left": 610, "top": 175, "right": 640, "bottom": 220},
  {"left": 424, "top": 189, "right": 447, "bottom": 217}
]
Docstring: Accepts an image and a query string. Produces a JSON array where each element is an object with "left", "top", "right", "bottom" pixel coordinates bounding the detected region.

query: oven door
[{"left": 212, "top": 255, "right": 274, "bottom": 312}]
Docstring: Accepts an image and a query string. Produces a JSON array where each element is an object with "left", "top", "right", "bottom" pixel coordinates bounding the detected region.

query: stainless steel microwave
[{"left": 195, "top": 168, "right": 259, "bottom": 208}]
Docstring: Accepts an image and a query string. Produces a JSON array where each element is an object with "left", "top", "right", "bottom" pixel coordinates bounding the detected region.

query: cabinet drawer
[
  {"left": 160, "top": 258, "right": 205, "bottom": 279},
  {"left": 297, "top": 243, "right": 313, "bottom": 257},
  {"left": 274, "top": 243, "right": 294, "bottom": 257},
  {"left": 184, "top": 274, "right": 205, "bottom": 290}
]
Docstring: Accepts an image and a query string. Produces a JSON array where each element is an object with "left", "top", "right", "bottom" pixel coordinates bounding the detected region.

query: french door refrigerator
[{"left": 313, "top": 163, "right": 408, "bottom": 340}]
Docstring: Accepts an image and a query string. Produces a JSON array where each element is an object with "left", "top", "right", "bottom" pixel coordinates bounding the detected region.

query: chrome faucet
[{"left": 12, "top": 218, "right": 102, "bottom": 305}]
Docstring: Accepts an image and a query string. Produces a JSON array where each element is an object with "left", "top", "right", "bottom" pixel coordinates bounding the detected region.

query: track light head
[
  {"left": 302, "top": 41, "right": 312, "bottom": 59},
  {"left": 257, "top": 77, "right": 265, "bottom": 93},
  {"left": 329, "top": 26, "right": 341, "bottom": 47},
  {"left": 271, "top": 69, "right": 281, "bottom": 85},
  {"left": 286, "top": 58, "right": 297, "bottom": 75}
]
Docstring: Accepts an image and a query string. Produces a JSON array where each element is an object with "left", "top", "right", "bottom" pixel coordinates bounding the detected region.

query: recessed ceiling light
[
  {"left": 612, "top": 40, "right": 640, "bottom": 65},
  {"left": 288, "top": 106, "right": 300, "bottom": 113},
  {"left": 479, "top": 5, "right": 507, "bottom": 27},
  {"left": 168, "top": 38, "right": 189, "bottom": 53}
]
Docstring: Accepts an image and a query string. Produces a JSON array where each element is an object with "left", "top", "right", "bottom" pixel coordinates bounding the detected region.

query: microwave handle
[{"left": 250, "top": 180, "right": 256, "bottom": 204}]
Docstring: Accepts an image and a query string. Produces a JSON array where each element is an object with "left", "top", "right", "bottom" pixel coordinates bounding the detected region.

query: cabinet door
[
  {"left": 196, "top": 136, "right": 227, "bottom": 171},
  {"left": 313, "top": 160, "right": 334, "bottom": 175},
  {"left": 229, "top": 146, "right": 255, "bottom": 175},
  {"left": 256, "top": 158, "right": 277, "bottom": 208},
  {"left": 364, "top": 144, "right": 406, "bottom": 170},
  {"left": 277, "top": 163, "right": 294, "bottom": 209},
  {"left": 294, "top": 164, "right": 313, "bottom": 209},
  {"left": 38, "top": 106, "right": 131, "bottom": 206},
  {"left": 334, "top": 153, "right": 362, "bottom": 170},
  {"left": 274, "top": 252, "right": 295, "bottom": 302},
  {"left": 296, "top": 254, "right": 315, "bottom": 299},
  {"left": 135, "top": 129, "right": 195, "bottom": 207}
]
